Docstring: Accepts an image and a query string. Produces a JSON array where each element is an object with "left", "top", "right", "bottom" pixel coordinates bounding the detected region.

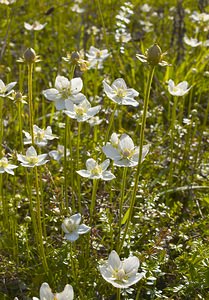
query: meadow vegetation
[{"left": 0, "top": 0, "right": 209, "bottom": 299}]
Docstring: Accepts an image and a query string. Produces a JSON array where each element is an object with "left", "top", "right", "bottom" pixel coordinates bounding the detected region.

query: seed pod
[{"left": 146, "top": 43, "right": 162, "bottom": 66}]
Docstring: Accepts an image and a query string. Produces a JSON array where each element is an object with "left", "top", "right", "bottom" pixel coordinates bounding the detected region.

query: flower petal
[
  {"left": 40, "top": 283, "right": 54, "bottom": 300},
  {"left": 77, "top": 224, "right": 91, "bottom": 234},
  {"left": 56, "top": 284, "right": 74, "bottom": 300}
]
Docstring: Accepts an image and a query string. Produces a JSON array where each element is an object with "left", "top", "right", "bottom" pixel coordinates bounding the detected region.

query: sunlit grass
[{"left": 0, "top": 0, "right": 209, "bottom": 299}]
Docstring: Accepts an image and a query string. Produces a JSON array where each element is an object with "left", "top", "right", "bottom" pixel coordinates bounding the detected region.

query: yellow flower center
[
  {"left": 0, "top": 158, "right": 8, "bottom": 168},
  {"left": 96, "top": 51, "right": 102, "bottom": 58},
  {"left": 91, "top": 165, "right": 102, "bottom": 176},
  {"left": 121, "top": 148, "right": 132, "bottom": 158},
  {"left": 116, "top": 88, "right": 126, "bottom": 98},
  {"left": 27, "top": 156, "right": 39, "bottom": 164},
  {"left": 113, "top": 268, "right": 128, "bottom": 281},
  {"left": 36, "top": 131, "right": 45, "bottom": 140},
  {"left": 66, "top": 221, "right": 78, "bottom": 233},
  {"left": 75, "top": 106, "right": 86, "bottom": 116}
]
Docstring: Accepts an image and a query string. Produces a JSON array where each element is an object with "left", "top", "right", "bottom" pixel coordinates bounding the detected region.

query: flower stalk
[{"left": 119, "top": 66, "right": 155, "bottom": 253}]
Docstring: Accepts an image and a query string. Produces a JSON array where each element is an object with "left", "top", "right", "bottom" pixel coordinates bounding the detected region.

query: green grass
[{"left": 0, "top": 0, "right": 209, "bottom": 299}]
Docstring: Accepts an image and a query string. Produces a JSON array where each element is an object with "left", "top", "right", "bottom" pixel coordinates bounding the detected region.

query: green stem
[
  {"left": 118, "top": 66, "right": 155, "bottom": 253},
  {"left": 116, "top": 288, "right": 121, "bottom": 300},
  {"left": 117, "top": 168, "right": 127, "bottom": 251},
  {"left": 1, "top": 174, "right": 8, "bottom": 228},
  {"left": 105, "top": 104, "right": 117, "bottom": 143},
  {"left": 34, "top": 167, "right": 48, "bottom": 273},
  {"left": 18, "top": 101, "right": 23, "bottom": 151},
  {"left": 0, "top": 97, "right": 3, "bottom": 155},
  {"left": 64, "top": 115, "right": 69, "bottom": 212},
  {"left": 27, "top": 63, "right": 34, "bottom": 144},
  {"left": 77, "top": 122, "right": 82, "bottom": 211},
  {"left": 168, "top": 96, "right": 177, "bottom": 186},
  {"left": 90, "top": 179, "right": 98, "bottom": 224}
]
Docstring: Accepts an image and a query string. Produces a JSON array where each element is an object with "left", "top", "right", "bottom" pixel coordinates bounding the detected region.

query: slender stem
[
  {"left": 117, "top": 167, "right": 127, "bottom": 251},
  {"left": 168, "top": 96, "right": 177, "bottom": 186},
  {"left": 90, "top": 179, "right": 98, "bottom": 223},
  {"left": 116, "top": 288, "right": 121, "bottom": 300},
  {"left": 34, "top": 166, "right": 48, "bottom": 273},
  {"left": 0, "top": 173, "right": 8, "bottom": 228},
  {"left": 105, "top": 104, "right": 117, "bottom": 143},
  {"left": 118, "top": 66, "right": 155, "bottom": 253},
  {"left": 77, "top": 122, "right": 82, "bottom": 211},
  {"left": 18, "top": 101, "right": 23, "bottom": 151},
  {"left": 95, "top": 0, "right": 108, "bottom": 47},
  {"left": 64, "top": 115, "right": 69, "bottom": 211},
  {"left": 27, "top": 63, "right": 34, "bottom": 144},
  {"left": 0, "top": 97, "right": 3, "bottom": 154}
]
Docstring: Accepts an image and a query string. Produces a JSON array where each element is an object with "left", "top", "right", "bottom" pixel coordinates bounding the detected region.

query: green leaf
[{"left": 121, "top": 208, "right": 130, "bottom": 225}]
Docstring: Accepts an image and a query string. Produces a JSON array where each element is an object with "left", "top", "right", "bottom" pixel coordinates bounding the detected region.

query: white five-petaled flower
[
  {"left": 190, "top": 11, "right": 209, "bottom": 23},
  {"left": 49, "top": 144, "right": 70, "bottom": 161},
  {"left": 62, "top": 213, "right": 91, "bottom": 242},
  {"left": 42, "top": 75, "right": 85, "bottom": 110},
  {"left": 86, "top": 46, "right": 110, "bottom": 69},
  {"left": 0, "top": 79, "right": 16, "bottom": 97},
  {"left": 0, "top": 157, "right": 18, "bottom": 175},
  {"left": 17, "top": 146, "right": 48, "bottom": 168},
  {"left": 65, "top": 98, "right": 101, "bottom": 122},
  {"left": 32, "top": 282, "right": 74, "bottom": 300},
  {"left": 24, "top": 21, "right": 47, "bottom": 31},
  {"left": 102, "top": 133, "right": 149, "bottom": 167},
  {"left": 23, "top": 125, "right": 58, "bottom": 147},
  {"left": 77, "top": 158, "right": 115, "bottom": 181},
  {"left": 103, "top": 78, "right": 139, "bottom": 107},
  {"left": 99, "top": 250, "right": 145, "bottom": 288},
  {"left": 168, "top": 79, "right": 191, "bottom": 97},
  {"left": 184, "top": 36, "right": 202, "bottom": 47}
]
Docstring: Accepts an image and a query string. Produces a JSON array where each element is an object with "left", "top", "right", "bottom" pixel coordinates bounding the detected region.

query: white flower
[
  {"left": 190, "top": 11, "right": 209, "bottom": 23},
  {"left": 23, "top": 125, "right": 58, "bottom": 147},
  {"left": 42, "top": 75, "right": 85, "bottom": 110},
  {"left": 87, "top": 116, "right": 103, "bottom": 126},
  {"left": 24, "top": 21, "right": 47, "bottom": 31},
  {"left": 49, "top": 145, "right": 70, "bottom": 161},
  {"left": 65, "top": 98, "right": 101, "bottom": 122},
  {"left": 184, "top": 36, "right": 202, "bottom": 47},
  {"left": 102, "top": 133, "right": 149, "bottom": 167},
  {"left": 0, "top": 157, "right": 18, "bottom": 175},
  {"left": 103, "top": 78, "right": 139, "bottom": 107},
  {"left": 0, "top": 79, "right": 16, "bottom": 97},
  {"left": 0, "top": 0, "right": 16, "bottom": 5},
  {"left": 140, "top": 3, "right": 152, "bottom": 12},
  {"left": 99, "top": 250, "right": 145, "bottom": 288},
  {"left": 86, "top": 46, "right": 110, "bottom": 69},
  {"left": 77, "top": 158, "right": 115, "bottom": 181},
  {"left": 168, "top": 79, "right": 191, "bottom": 97},
  {"left": 17, "top": 146, "right": 48, "bottom": 168},
  {"left": 62, "top": 213, "right": 91, "bottom": 242},
  {"left": 32, "top": 282, "right": 74, "bottom": 300}
]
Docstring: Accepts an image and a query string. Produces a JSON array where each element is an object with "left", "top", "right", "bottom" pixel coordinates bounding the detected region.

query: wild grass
[{"left": 0, "top": 0, "right": 209, "bottom": 299}]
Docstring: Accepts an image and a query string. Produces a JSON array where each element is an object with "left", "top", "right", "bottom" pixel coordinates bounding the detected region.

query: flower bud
[
  {"left": 23, "top": 48, "right": 36, "bottom": 63},
  {"left": 71, "top": 51, "right": 80, "bottom": 63},
  {"left": 146, "top": 43, "right": 162, "bottom": 66}
]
